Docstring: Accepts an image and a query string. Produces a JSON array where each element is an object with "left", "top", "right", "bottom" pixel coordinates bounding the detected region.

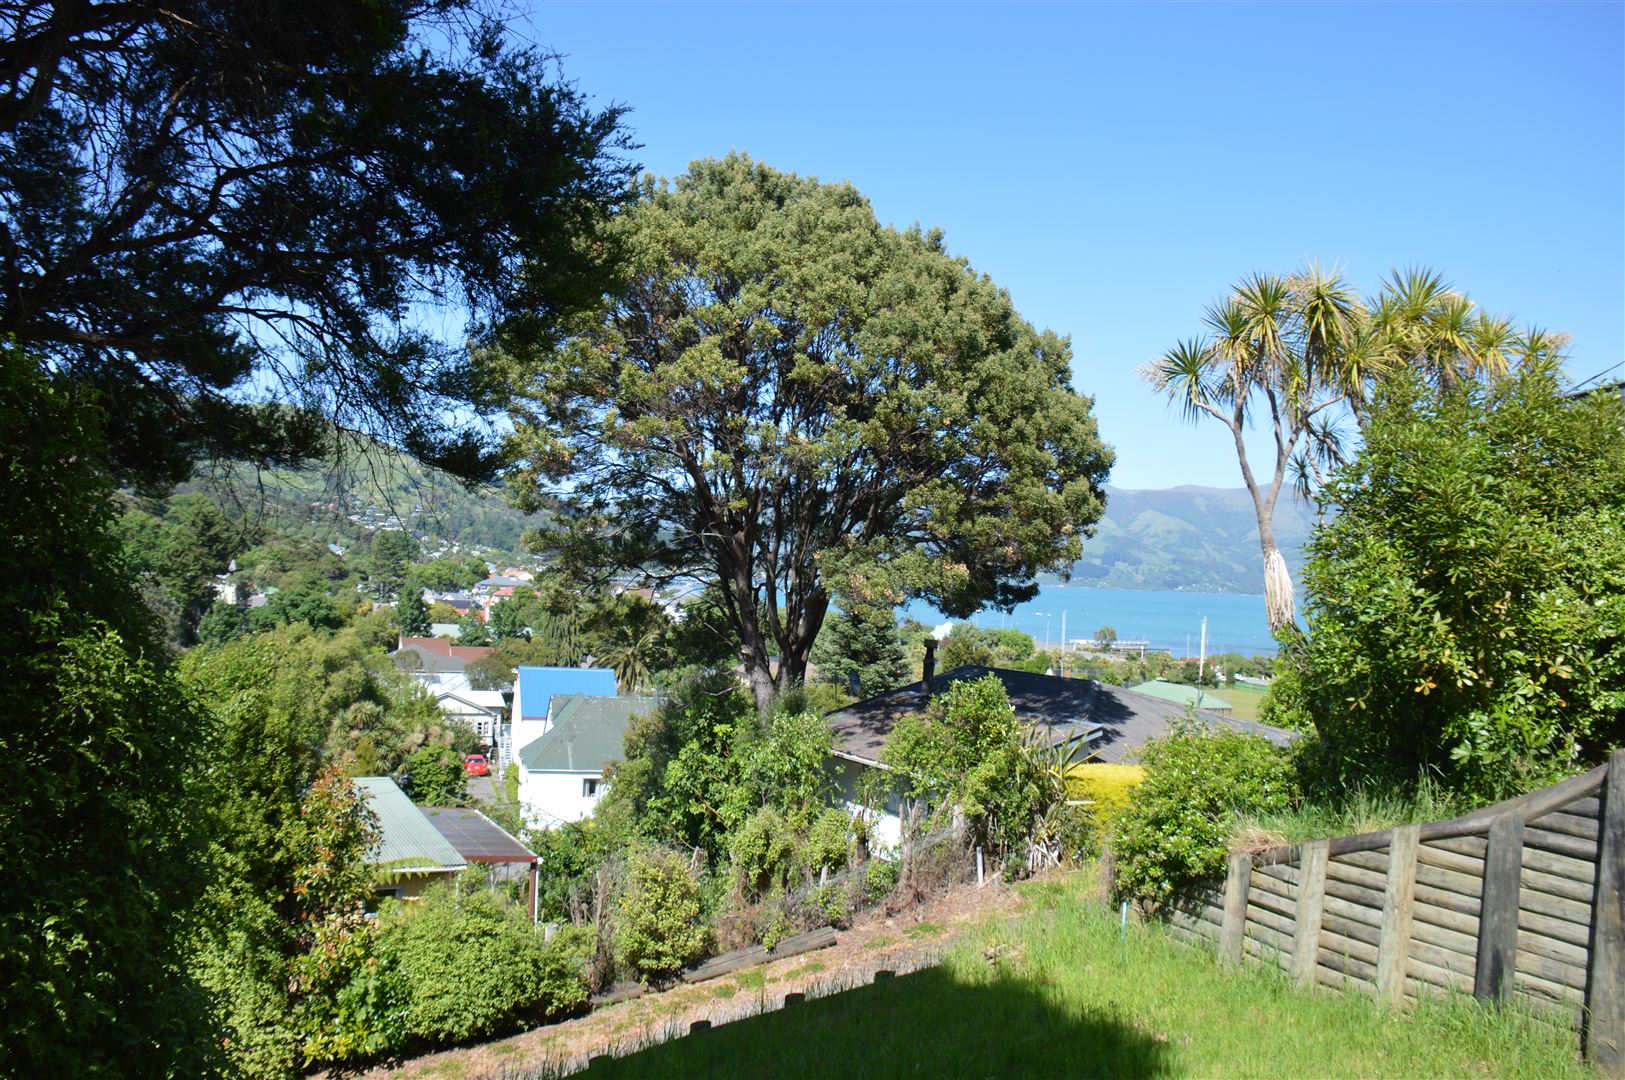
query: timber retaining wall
[{"left": 1166, "top": 749, "right": 1625, "bottom": 1074}]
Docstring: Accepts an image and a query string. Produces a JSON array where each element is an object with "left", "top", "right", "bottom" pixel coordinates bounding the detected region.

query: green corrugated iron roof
[
  {"left": 354, "top": 777, "right": 467, "bottom": 873},
  {"left": 518, "top": 695, "right": 658, "bottom": 773},
  {"left": 1127, "top": 679, "right": 1233, "bottom": 712}
]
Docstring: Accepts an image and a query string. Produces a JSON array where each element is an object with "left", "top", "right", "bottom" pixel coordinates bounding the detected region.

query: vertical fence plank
[
  {"left": 1585, "top": 751, "right": 1625, "bottom": 1075},
  {"left": 1474, "top": 814, "right": 1525, "bottom": 1003},
  {"left": 1377, "top": 824, "right": 1419, "bottom": 1005},
  {"left": 1220, "top": 851, "right": 1251, "bottom": 966},
  {"left": 1294, "top": 840, "right": 1329, "bottom": 988}
]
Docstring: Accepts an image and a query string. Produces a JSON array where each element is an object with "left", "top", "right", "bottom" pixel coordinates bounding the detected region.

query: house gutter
[{"left": 831, "top": 749, "right": 891, "bottom": 770}]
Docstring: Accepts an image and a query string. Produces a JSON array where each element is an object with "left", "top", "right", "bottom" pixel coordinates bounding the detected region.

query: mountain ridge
[{"left": 1053, "top": 484, "right": 1316, "bottom": 595}]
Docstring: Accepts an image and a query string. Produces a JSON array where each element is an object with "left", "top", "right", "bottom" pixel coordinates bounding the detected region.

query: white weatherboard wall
[
  {"left": 519, "top": 770, "right": 605, "bottom": 828},
  {"left": 831, "top": 756, "right": 902, "bottom": 851}
]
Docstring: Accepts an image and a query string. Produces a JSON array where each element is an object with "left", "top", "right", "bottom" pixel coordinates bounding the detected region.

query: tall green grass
[
  {"left": 1231, "top": 777, "right": 1476, "bottom": 849},
  {"left": 531, "top": 871, "right": 1586, "bottom": 1079}
]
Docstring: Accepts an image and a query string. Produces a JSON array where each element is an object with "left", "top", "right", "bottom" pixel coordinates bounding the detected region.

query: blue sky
[{"left": 513, "top": 1, "right": 1623, "bottom": 489}]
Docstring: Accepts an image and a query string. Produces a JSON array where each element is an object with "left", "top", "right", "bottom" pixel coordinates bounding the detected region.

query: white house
[
  {"left": 509, "top": 665, "right": 619, "bottom": 757},
  {"left": 517, "top": 694, "right": 656, "bottom": 828},
  {"left": 429, "top": 687, "right": 506, "bottom": 744}
]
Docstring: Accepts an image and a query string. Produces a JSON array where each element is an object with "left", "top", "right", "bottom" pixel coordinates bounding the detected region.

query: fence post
[
  {"left": 1474, "top": 813, "right": 1525, "bottom": 1003},
  {"left": 1585, "top": 750, "right": 1625, "bottom": 1075},
  {"left": 1220, "top": 851, "right": 1251, "bottom": 966},
  {"left": 1377, "top": 824, "right": 1419, "bottom": 1005},
  {"left": 1293, "top": 839, "right": 1328, "bottom": 989}
]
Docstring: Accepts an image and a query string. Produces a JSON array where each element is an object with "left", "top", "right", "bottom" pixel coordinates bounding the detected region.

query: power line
[{"left": 1571, "top": 360, "right": 1624, "bottom": 391}]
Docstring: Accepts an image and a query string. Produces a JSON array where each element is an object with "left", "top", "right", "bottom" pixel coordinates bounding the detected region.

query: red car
[{"left": 463, "top": 753, "right": 489, "bottom": 777}]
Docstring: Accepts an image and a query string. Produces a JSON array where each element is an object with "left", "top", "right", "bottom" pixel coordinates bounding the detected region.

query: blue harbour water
[{"left": 898, "top": 586, "right": 1282, "bottom": 657}]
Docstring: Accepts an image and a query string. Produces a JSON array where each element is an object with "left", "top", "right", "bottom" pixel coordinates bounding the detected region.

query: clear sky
[{"left": 512, "top": 1, "right": 1624, "bottom": 489}]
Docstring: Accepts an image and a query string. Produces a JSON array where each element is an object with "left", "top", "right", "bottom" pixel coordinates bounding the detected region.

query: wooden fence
[{"left": 1165, "top": 749, "right": 1624, "bottom": 1075}]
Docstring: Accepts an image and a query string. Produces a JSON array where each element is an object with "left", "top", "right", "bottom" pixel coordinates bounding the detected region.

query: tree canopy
[
  {"left": 1143, "top": 266, "right": 1565, "bottom": 632},
  {"left": 1269, "top": 362, "right": 1625, "bottom": 799},
  {"left": 0, "top": 344, "right": 215, "bottom": 1073},
  {"left": 504, "top": 155, "right": 1112, "bottom": 712},
  {"left": 0, "top": 0, "right": 634, "bottom": 487}
]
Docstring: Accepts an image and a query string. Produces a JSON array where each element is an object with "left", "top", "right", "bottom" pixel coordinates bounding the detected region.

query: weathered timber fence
[{"left": 1165, "top": 749, "right": 1625, "bottom": 1075}]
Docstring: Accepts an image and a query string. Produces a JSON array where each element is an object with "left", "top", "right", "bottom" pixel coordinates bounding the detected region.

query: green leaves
[
  {"left": 503, "top": 154, "right": 1111, "bottom": 708},
  {"left": 1276, "top": 361, "right": 1625, "bottom": 799}
]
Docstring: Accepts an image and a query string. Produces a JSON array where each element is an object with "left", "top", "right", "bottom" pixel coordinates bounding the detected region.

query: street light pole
[{"left": 1034, "top": 611, "right": 1053, "bottom": 652}]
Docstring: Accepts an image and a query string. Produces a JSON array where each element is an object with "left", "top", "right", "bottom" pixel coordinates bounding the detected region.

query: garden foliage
[
  {"left": 1113, "top": 723, "right": 1297, "bottom": 902},
  {"left": 615, "top": 847, "right": 709, "bottom": 984},
  {"left": 882, "top": 675, "right": 1052, "bottom": 859},
  {"left": 1271, "top": 362, "right": 1625, "bottom": 798},
  {"left": 381, "top": 887, "right": 586, "bottom": 1043}
]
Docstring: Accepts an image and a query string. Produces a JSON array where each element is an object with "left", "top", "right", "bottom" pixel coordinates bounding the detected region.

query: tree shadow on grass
[{"left": 575, "top": 966, "right": 1175, "bottom": 1079}]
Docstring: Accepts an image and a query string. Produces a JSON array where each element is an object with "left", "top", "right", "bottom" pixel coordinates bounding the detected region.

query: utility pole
[{"left": 1198, "top": 615, "right": 1208, "bottom": 706}]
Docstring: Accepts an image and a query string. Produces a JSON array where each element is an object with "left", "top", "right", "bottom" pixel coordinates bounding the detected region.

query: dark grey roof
[
  {"left": 518, "top": 694, "right": 658, "bottom": 772},
  {"left": 824, "top": 665, "right": 1296, "bottom": 765},
  {"left": 420, "top": 807, "right": 535, "bottom": 864},
  {"left": 392, "top": 643, "right": 466, "bottom": 674}
]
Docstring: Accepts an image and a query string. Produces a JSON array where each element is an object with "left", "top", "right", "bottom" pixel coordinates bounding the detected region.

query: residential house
[
  {"left": 823, "top": 662, "right": 1294, "bottom": 848},
  {"left": 355, "top": 777, "right": 467, "bottom": 899},
  {"left": 429, "top": 686, "right": 506, "bottom": 744},
  {"left": 1127, "top": 678, "right": 1235, "bottom": 714},
  {"left": 509, "top": 665, "right": 620, "bottom": 759},
  {"left": 517, "top": 694, "right": 657, "bottom": 828},
  {"left": 392, "top": 635, "right": 495, "bottom": 692}
]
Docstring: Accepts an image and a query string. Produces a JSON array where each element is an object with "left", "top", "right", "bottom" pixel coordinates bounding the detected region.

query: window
[{"left": 582, "top": 777, "right": 601, "bottom": 799}]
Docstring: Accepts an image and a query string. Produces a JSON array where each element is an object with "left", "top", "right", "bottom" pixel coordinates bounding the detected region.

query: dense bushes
[
  {"left": 883, "top": 675, "right": 1051, "bottom": 860},
  {"left": 1269, "top": 364, "right": 1625, "bottom": 800},
  {"left": 1112, "top": 724, "right": 1297, "bottom": 903},
  {"left": 615, "top": 847, "right": 708, "bottom": 984},
  {"left": 381, "top": 887, "right": 586, "bottom": 1042}
]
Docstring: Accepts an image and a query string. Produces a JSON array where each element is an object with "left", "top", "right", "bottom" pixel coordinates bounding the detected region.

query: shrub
[
  {"left": 1113, "top": 723, "right": 1297, "bottom": 903},
  {"left": 380, "top": 887, "right": 586, "bottom": 1042},
  {"left": 864, "top": 858, "right": 901, "bottom": 904},
  {"left": 404, "top": 744, "right": 466, "bottom": 805},
  {"left": 616, "top": 847, "right": 708, "bottom": 984},
  {"left": 1066, "top": 763, "right": 1145, "bottom": 835},
  {"left": 803, "top": 808, "right": 852, "bottom": 878},
  {"left": 730, "top": 807, "right": 799, "bottom": 901},
  {"left": 1272, "top": 363, "right": 1625, "bottom": 799},
  {"left": 883, "top": 674, "right": 1048, "bottom": 860},
  {"left": 807, "top": 882, "right": 851, "bottom": 929}
]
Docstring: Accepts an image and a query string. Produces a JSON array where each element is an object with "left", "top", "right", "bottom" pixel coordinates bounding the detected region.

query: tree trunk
[
  {"left": 1257, "top": 515, "right": 1295, "bottom": 633},
  {"left": 743, "top": 653, "right": 776, "bottom": 717}
]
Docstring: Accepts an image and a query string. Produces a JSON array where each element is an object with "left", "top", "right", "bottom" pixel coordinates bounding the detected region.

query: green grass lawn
[
  {"left": 568, "top": 873, "right": 1587, "bottom": 1079},
  {"left": 1219, "top": 682, "right": 1268, "bottom": 723}
]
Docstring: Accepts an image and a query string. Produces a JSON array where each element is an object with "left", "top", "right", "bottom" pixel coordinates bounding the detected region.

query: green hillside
[
  {"left": 180, "top": 441, "right": 545, "bottom": 560},
  {"left": 1059, "top": 485, "right": 1317, "bottom": 594}
]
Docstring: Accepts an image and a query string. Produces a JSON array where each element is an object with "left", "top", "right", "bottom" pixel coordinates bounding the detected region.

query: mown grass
[
  {"left": 1217, "top": 681, "right": 1267, "bottom": 722},
  {"left": 565, "top": 871, "right": 1587, "bottom": 1080}
]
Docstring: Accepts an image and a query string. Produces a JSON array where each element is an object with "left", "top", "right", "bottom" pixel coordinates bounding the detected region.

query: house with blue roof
[
  {"left": 517, "top": 694, "right": 658, "bottom": 828},
  {"left": 510, "top": 665, "right": 620, "bottom": 767}
]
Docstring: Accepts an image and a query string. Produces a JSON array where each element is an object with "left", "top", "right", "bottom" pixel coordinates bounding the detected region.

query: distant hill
[
  {"left": 181, "top": 440, "right": 544, "bottom": 559},
  {"left": 183, "top": 458, "right": 1315, "bottom": 594},
  {"left": 1055, "top": 486, "right": 1319, "bottom": 595}
]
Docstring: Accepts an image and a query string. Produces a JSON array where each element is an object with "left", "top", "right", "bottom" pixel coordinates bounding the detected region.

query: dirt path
[{"left": 364, "top": 880, "right": 1028, "bottom": 1079}]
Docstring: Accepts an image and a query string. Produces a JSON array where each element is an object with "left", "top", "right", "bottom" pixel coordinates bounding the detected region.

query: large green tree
[
  {"left": 1270, "top": 361, "right": 1625, "bottom": 798},
  {"left": 0, "top": 345, "right": 216, "bottom": 1074},
  {"left": 811, "top": 605, "right": 909, "bottom": 698},
  {"left": 0, "top": 0, "right": 633, "bottom": 487},
  {"left": 505, "top": 155, "right": 1113, "bottom": 713}
]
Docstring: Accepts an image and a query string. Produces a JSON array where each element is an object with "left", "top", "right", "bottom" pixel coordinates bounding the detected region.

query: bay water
[{"left": 898, "top": 585, "right": 1283, "bottom": 657}]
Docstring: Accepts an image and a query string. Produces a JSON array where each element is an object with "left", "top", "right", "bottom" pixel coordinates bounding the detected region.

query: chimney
[{"left": 922, "top": 639, "right": 937, "bottom": 699}]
